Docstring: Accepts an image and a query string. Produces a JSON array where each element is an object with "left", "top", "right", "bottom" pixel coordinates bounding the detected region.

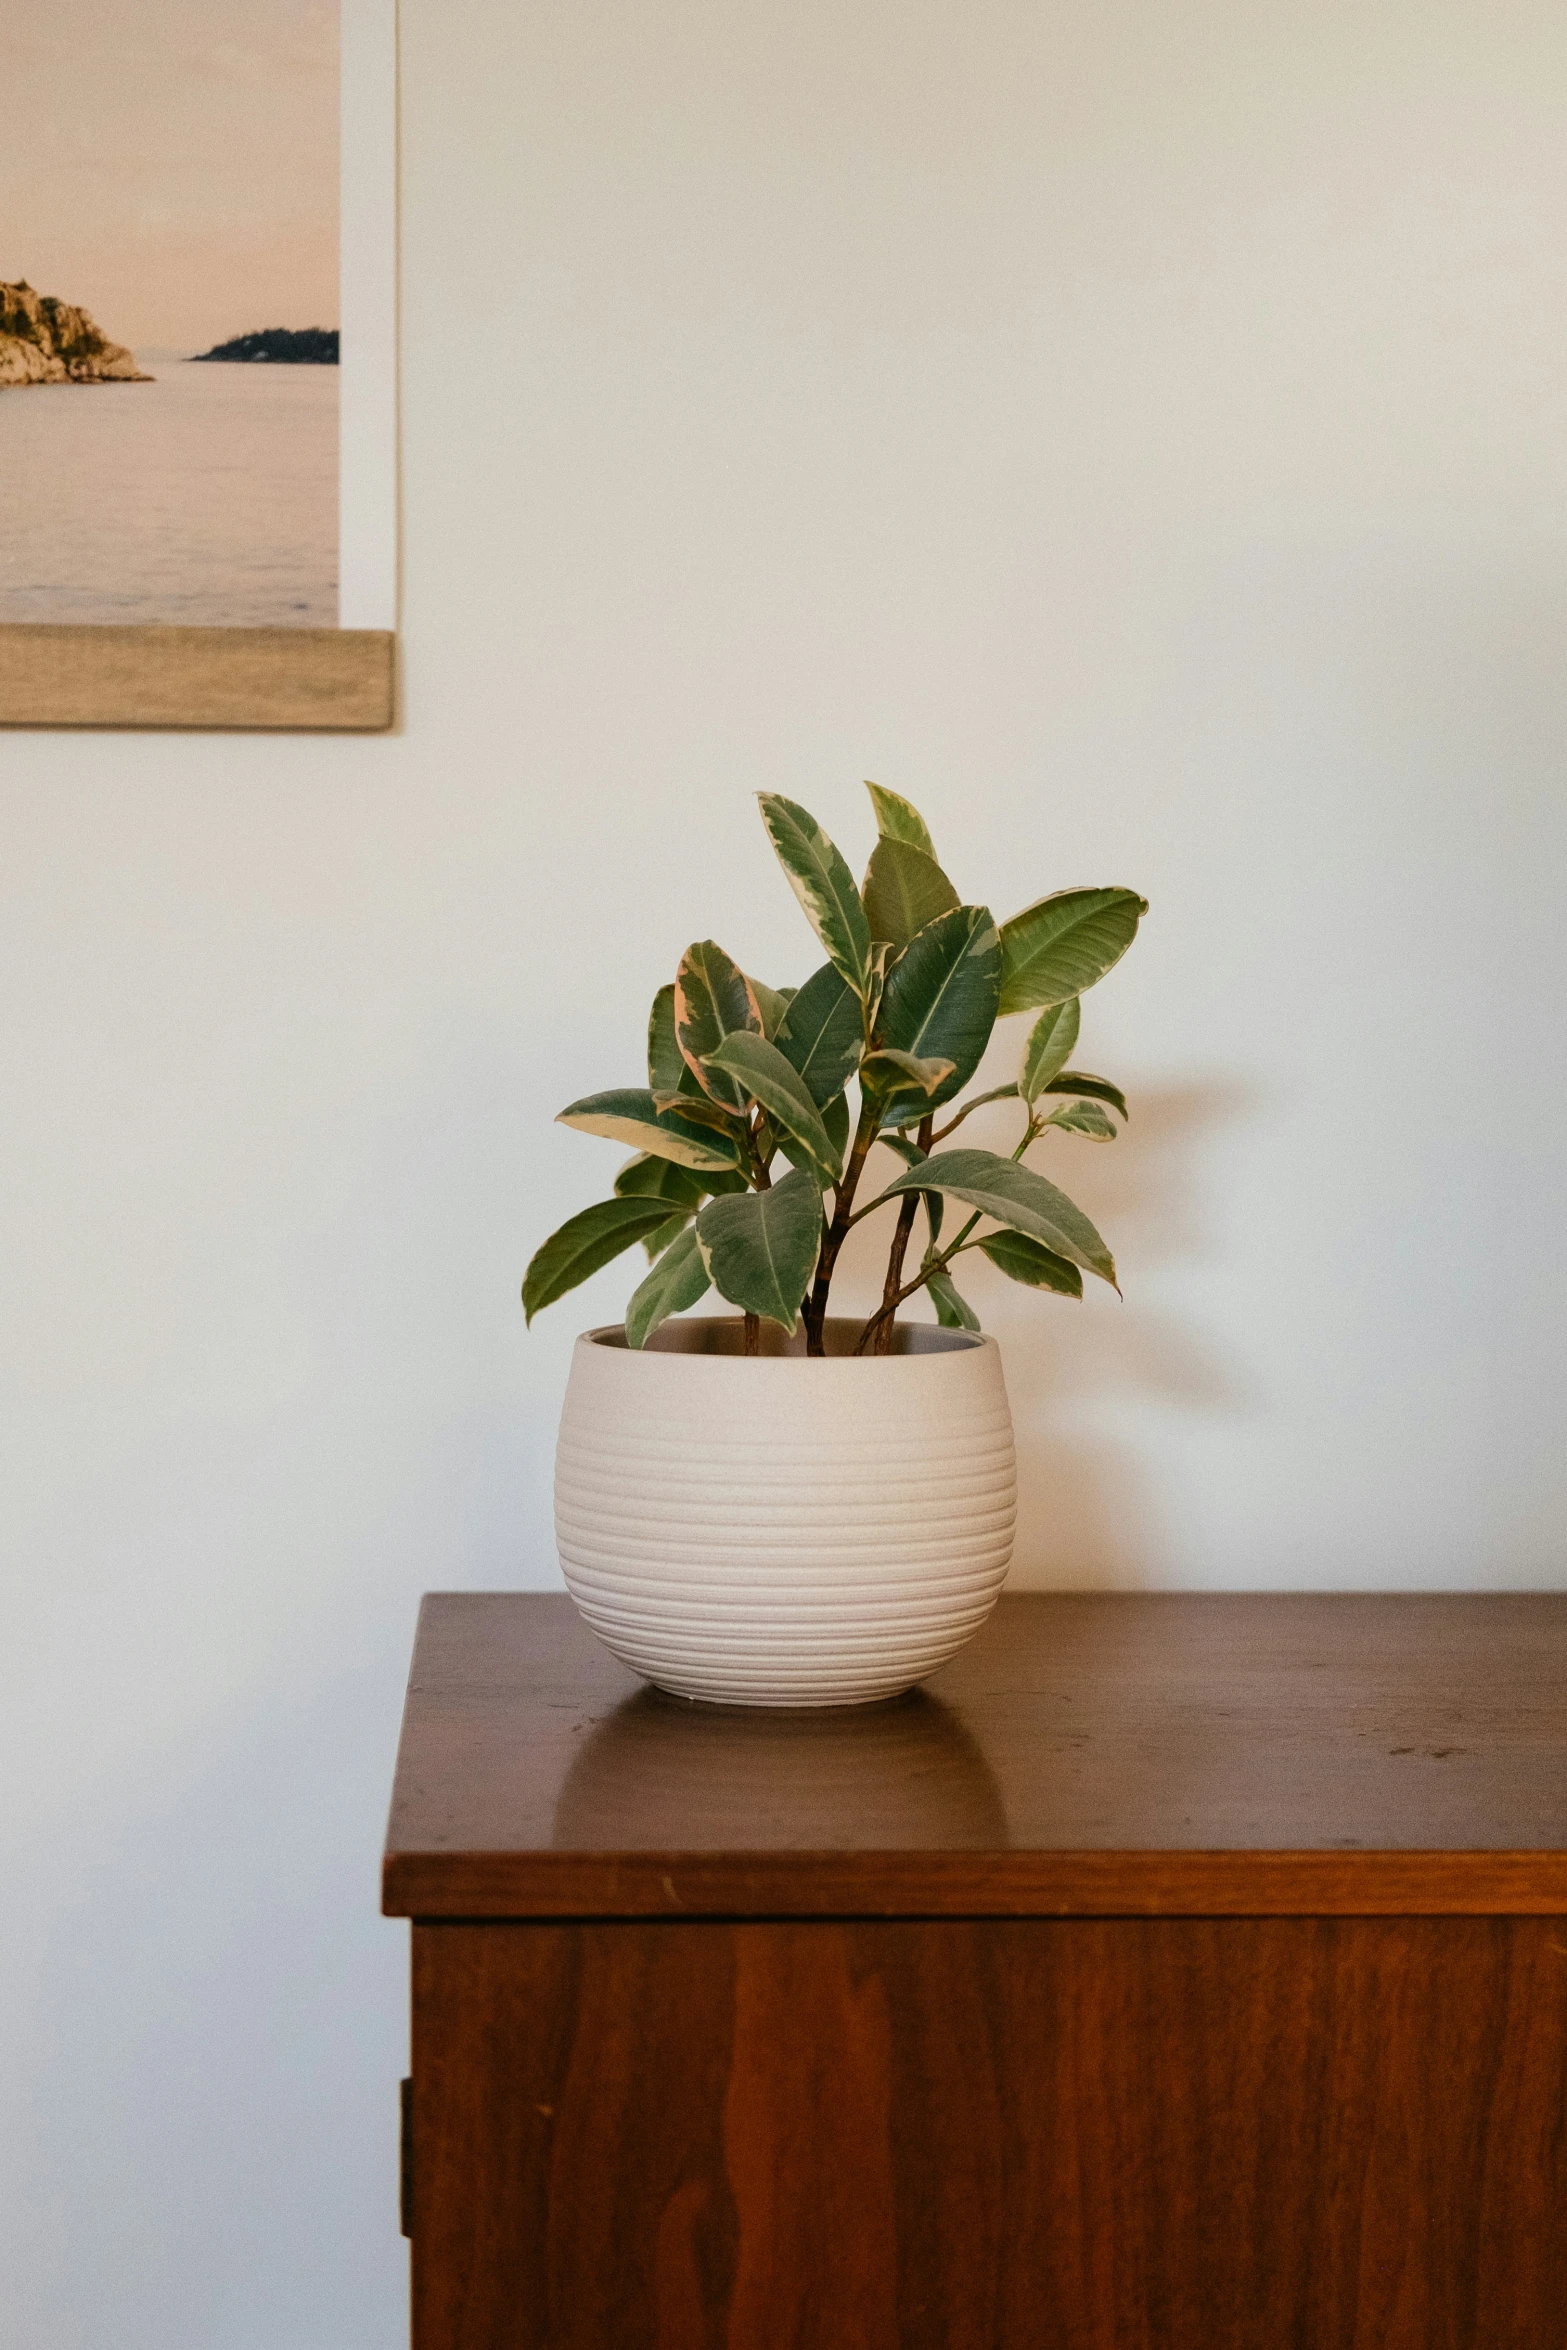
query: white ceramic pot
[{"left": 554, "top": 1316, "right": 1017, "bottom": 1707}]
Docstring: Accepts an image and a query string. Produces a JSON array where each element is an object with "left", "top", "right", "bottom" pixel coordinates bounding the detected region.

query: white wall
[{"left": 5, "top": 2, "right": 1565, "bottom": 2339}]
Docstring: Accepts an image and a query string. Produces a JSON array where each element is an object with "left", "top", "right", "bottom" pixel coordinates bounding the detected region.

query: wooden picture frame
[
  {"left": 0, "top": 625, "right": 395, "bottom": 732},
  {"left": 0, "top": 0, "right": 398, "bottom": 734}
]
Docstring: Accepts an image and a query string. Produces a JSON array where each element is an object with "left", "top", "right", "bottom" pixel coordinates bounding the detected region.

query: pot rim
[{"left": 579, "top": 1315, "right": 994, "bottom": 1363}]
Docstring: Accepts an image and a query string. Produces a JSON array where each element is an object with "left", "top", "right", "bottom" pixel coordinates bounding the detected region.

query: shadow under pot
[{"left": 554, "top": 1316, "right": 1018, "bottom": 1708}]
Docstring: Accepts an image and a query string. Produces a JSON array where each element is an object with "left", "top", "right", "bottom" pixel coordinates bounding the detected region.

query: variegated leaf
[
  {"left": 646, "top": 985, "right": 747, "bottom": 1137},
  {"left": 674, "top": 940, "right": 762, "bottom": 1112},
  {"left": 1041, "top": 1098, "right": 1119, "bottom": 1141},
  {"left": 926, "top": 1266, "right": 981, "bottom": 1330},
  {"left": 977, "top": 1228, "right": 1084, "bottom": 1297},
  {"left": 695, "top": 1166, "right": 824, "bottom": 1333},
  {"left": 557, "top": 1088, "right": 744, "bottom": 1172},
  {"left": 1041, "top": 1070, "right": 1129, "bottom": 1120},
  {"left": 1020, "top": 998, "right": 1081, "bottom": 1102},
  {"left": 861, "top": 1048, "right": 956, "bottom": 1098},
  {"left": 864, "top": 780, "right": 936, "bottom": 856},
  {"left": 881, "top": 1146, "right": 1116, "bottom": 1286},
  {"left": 875, "top": 903, "right": 1001, "bottom": 1124},
  {"left": 642, "top": 1213, "right": 692, "bottom": 1260},
  {"left": 648, "top": 983, "right": 701, "bottom": 1110},
  {"left": 625, "top": 1223, "right": 711, "bottom": 1347},
  {"left": 522, "top": 1196, "right": 675, "bottom": 1325},
  {"left": 774, "top": 961, "right": 864, "bottom": 1106},
  {"left": 997, "top": 887, "right": 1147, "bottom": 1015},
  {"left": 862, "top": 836, "right": 960, "bottom": 948},
  {"left": 757, "top": 794, "right": 873, "bottom": 996},
  {"left": 704, "top": 1031, "right": 842, "bottom": 1180},
  {"left": 747, "top": 976, "right": 795, "bottom": 1040},
  {"left": 613, "top": 1153, "right": 709, "bottom": 1210}
]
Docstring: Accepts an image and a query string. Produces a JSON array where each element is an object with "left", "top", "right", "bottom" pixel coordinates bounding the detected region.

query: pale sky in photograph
[{"left": 1, "top": 0, "right": 337, "bottom": 351}]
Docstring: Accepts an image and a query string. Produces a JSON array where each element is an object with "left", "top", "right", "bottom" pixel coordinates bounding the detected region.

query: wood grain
[
  {"left": 382, "top": 1593, "right": 1567, "bottom": 1919},
  {"left": 409, "top": 1915, "right": 1567, "bottom": 2350},
  {"left": 388, "top": 1845, "right": 1567, "bottom": 1919},
  {"left": 0, "top": 622, "right": 395, "bottom": 730}
]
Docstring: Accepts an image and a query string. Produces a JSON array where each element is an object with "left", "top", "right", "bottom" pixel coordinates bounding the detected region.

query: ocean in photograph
[{"left": 0, "top": 354, "right": 338, "bottom": 627}]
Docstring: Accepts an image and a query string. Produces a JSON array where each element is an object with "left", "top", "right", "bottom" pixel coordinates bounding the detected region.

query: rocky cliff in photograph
[
  {"left": 191, "top": 326, "right": 339, "bottom": 364},
  {"left": 0, "top": 280, "right": 150, "bottom": 385}
]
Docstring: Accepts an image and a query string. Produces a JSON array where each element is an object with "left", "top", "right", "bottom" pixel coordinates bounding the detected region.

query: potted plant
[{"left": 524, "top": 785, "right": 1146, "bottom": 1706}]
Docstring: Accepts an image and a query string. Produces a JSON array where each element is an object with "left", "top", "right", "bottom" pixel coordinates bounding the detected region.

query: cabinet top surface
[{"left": 383, "top": 1592, "right": 1567, "bottom": 1918}]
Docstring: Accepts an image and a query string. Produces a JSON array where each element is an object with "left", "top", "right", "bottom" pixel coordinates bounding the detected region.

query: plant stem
[
  {"left": 855, "top": 1209, "right": 982, "bottom": 1354},
  {"left": 871, "top": 1115, "right": 932, "bottom": 1355},
  {"left": 743, "top": 1312, "right": 761, "bottom": 1356},
  {"left": 930, "top": 1086, "right": 1018, "bottom": 1144},
  {"left": 854, "top": 1109, "right": 1045, "bottom": 1353},
  {"left": 872, "top": 1196, "right": 919, "bottom": 1354},
  {"left": 802, "top": 1094, "right": 882, "bottom": 1356}
]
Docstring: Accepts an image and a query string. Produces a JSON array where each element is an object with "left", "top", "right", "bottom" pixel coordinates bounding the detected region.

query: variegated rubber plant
[{"left": 523, "top": 785, "right": 1146, "bottom": 1357}]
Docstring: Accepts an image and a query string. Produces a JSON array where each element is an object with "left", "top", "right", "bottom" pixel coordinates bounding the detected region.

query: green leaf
[
  {"left": 613, "top": 1153, "right": 709, "bottom": 1210},
  {"left": 772, "top": 1095, "right": 850, "bottom": 1182},
  {"left": 704, "top": 1031, "right": 842, "bottom": 1180},
  {"left": 926, "top": 1266, "right": 981, "bottom": 1330},
  {"left": 674, "top": 940, "right": 762, "bottom": 1112},
  {"left": 522, "top": 1196, "right": 676, "bottom": 1325},
  {"left": 1020, "top": 998, "right": 1081, "bottom": 1102},
  {"left": 625, "top": 1224, "right": 711, "bottom": 1348},
  {"left": 695, "top": 1167, "right": 824, "bottom": 1332},
  {"left": 863, "top": 940, "right": 892, "bottom": 1034},
  {"left": 1041, "top": 1070, "right": 1129, "bottom": 1120},
  {"left": 864, "top": 781, "right": 936, "bottom": 856},
  {"left": 757, "top": 795, "right": 873, "bottom": 996},
  {"left": 648, "top": 983, "right": 689, "bottom": 1108},
  {"left": 977, "top": 1229, "right": 1084, "bottom": 1298},
  {"left": 557, "top": 1088, "right": 744, "bottom": 1172},
  {"left": 997, "top": 887, "right": 1147, "bottom": 1015},
  {"left": 876, "top": 903, "right": 1002, "bottom": 1122},
  {"left": 774, "top": 961, "right": 864, "bottom": 1106},
  {"left": 747, "top": 976, "right": 794, "bottom": 1040},
  {"left": 1041, "top": 1098, "right": 1119, "bottom": 1141},
  {"left": 643, "top": 1213, "right": 692, "bottom": 1260},
  {"left": 881, "top": 1146, "right": 1116, "bottom": 1286},
  {"left": 861, "top": 1048, "right": 957, "bottom": 1099},
  {"left": 648, "top": 984, "right": 742, "bottom": 1134},
  {"left": 862, "top": 837, "right": 960, "bottom": 948}
]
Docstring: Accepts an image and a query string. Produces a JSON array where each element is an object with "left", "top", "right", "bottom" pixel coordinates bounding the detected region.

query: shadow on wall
[{"left": 997, "top": 1080, "right": 1256, "bottom": 1590}]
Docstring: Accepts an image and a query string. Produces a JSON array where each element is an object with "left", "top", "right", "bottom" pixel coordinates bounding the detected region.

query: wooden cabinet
[{"left": 384, "top": 1594, "right": 1567, "bottom": 2349}]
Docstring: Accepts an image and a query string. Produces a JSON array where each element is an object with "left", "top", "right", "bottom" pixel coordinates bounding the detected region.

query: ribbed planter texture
[{"left": 554, "top": 1316, "right": 1017, "bottom": 1707}]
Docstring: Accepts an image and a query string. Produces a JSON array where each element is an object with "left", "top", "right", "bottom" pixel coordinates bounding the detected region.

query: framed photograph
[{"left": 0, "top": 0, "right": 397, "bottom": 730}]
